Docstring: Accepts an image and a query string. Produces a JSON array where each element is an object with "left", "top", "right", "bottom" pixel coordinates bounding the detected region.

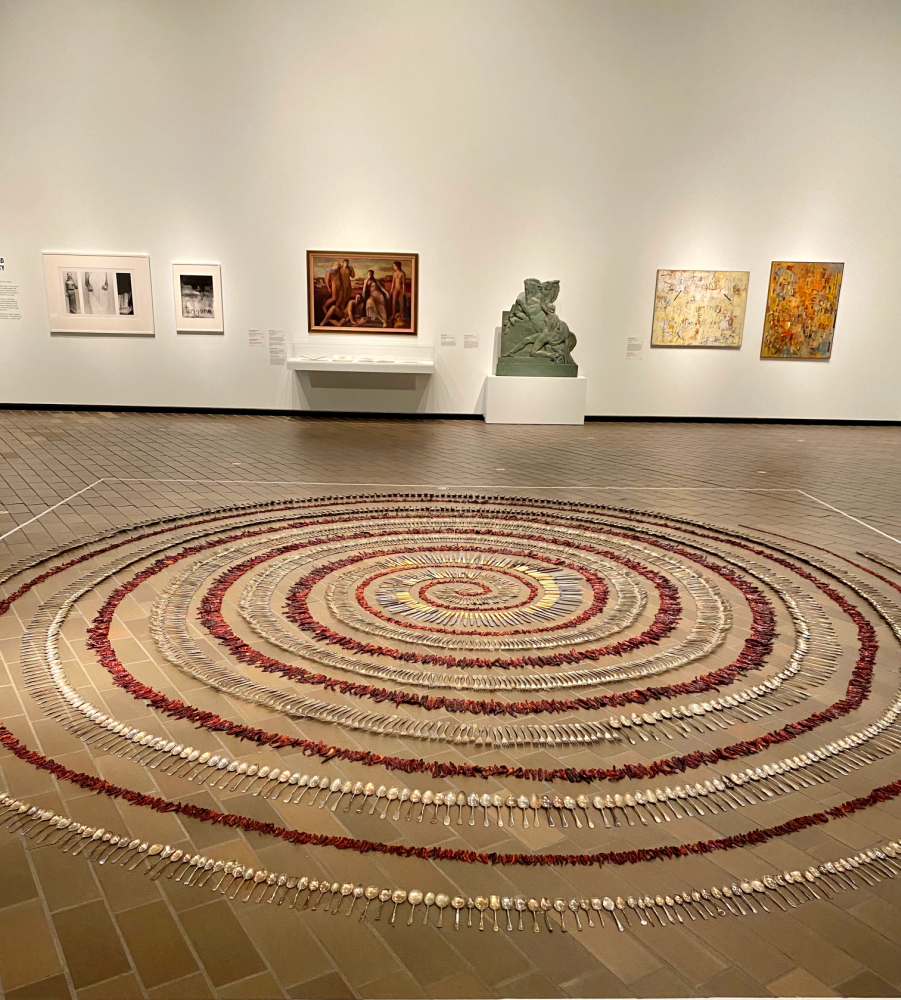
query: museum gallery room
[{"left": 2, "top": 3, "right": 901, "bottom": 1000}]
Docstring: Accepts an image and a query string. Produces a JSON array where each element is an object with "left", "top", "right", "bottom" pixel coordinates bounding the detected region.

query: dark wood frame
[{"left": 306, "top": 250, "right": 419, "bottom": 335}]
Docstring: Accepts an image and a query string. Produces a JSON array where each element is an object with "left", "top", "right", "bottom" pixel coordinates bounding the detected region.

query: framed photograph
[
  {"left": 307, "top": 251, "right": 418, "bottom": 334},
  {"left": 172, "top": 263, "right": 223, "bottom": 333},
  {"left": 43, "top": 253, "right": 154, "bottom": 335},
  {"left": 760, "top": 261, "right": 844, "bottom": 359},
  {"left": 650, "top": 269, "right": 749, "bottom": 347}
]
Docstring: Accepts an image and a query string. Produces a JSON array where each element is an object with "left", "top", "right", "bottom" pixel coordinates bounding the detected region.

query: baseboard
[
  {"left": 0, "top": 403, "right": 483, "bottom": 420},
  {"left": 584, "top": 415, "right": 901, "bottom": 425},
  {"left": 0, "top": 403, "right": 897, "bottom": 425}
]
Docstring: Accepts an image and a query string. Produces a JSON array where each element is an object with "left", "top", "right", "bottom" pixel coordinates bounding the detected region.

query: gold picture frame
[{"left": 307, "top": 251, "right": 418, "bottom": 334}]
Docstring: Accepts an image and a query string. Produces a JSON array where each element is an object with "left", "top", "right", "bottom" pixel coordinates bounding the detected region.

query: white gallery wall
[{"left": 1, "top": 0, "right": 899, "bottom": 418}]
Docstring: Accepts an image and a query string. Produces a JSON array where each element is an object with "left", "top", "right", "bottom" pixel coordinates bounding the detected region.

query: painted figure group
[{"left": 319, "top": 258, "right": 407, "bottom": 328}]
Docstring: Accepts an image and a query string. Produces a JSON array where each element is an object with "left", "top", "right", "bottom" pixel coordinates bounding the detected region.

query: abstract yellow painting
[
  {"left": 650, "top": 270, "right": 749, "bottom": 347},
  {"left": 760, "top": 261, "right": 844, "bottom": 359}
]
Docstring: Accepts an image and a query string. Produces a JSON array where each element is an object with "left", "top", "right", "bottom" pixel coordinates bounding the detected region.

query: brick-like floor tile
[
  {"left": 217, "top": 971, "right": 286, "bottom": 999},
  {"left": 691, "top": 918, "right": 794, "bottom": 984},
  {"left": 425, "top": 970, "right": 496, "bottom": 999},
  {"left": 147, "top": 972, "right": 216, "bottom": 1000},
  {"left": 498, "top": 969, "right": 566, "bottom": 998},
  {"left": 76, "top": 971, "right": 144, "bottom": 999},
  {"left": 768, "top": 967, "right": 837, "bottom": 996},
  {"left": 287, "top": 971, "right": 356, "bottom": 1000},
  {"left": 631, "top": 966, "right": 699, "bottom": 998},
  {"left": 639, "top": 924, "right": 728, "bottom": 983},
  {"left": 177, "top": 901, "right": 268, "bottom": 988},
  {"left": 357, "top": 969, "right": 426, "bottom": 1000},
  {"left": 51, "top": 900, "right": 131, "bottom": 990},
  {"left": 4, "top": 973, "right": 73, "bottom": 1000},
  {"left": 29, "top": 842, "right": 102, "bottom": 914},
  {"left": 794, "top": 907, "right": 901, "bottom": 986},
  {"left": 233, "top": 901, "right": 332, "bottom": 988},
  {"left": 837, "top": 969, "right": 901, "bottom": 997},
  {"left": 560, "top": 967, "right": 633, "bottom": 998},
  {"left": 366, "top": 920, "right": 469, "bottom": 986},
  {"left": 306, "top": 920, "right": 402, "bottom": 989},
  {"left": 700, "top": 967, "right": 773, "bottom": 997},
  {"left": 0, "top": 839, "right": 39, "bottom": 907},
  {"left": 748, "top": 915, "right": 864, "bottom": 986},
  {"left": 0, "top": 899, "right": 64, "bottom": 991},
  {"left": 115, "top": 900, "right": 200, "bottom": 989}
]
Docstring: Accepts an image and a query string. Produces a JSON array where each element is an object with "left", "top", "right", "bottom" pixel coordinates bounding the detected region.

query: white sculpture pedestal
[{"left": 483, "top": 375, "right": 587, "bottom": 424}]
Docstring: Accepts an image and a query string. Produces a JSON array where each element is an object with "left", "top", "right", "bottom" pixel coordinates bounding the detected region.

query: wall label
[
  {"left": 268, "top": 329, "right": 286, "bottom": 365},
  {"left": 0, "top": 257, "right": 21, "bottom": 320}
]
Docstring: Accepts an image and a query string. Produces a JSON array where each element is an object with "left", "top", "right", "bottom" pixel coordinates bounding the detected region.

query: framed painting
[
  {"left": 650, "top": 269, "right": 749, "bottom": 347},
  {"left": 43, "top": 253, "right": 154, "bottom": 335},
  {"left": 307, "top": 251, "right": 418, "bottom": 334},
  {"left": 760, "top": 261, "right": 844, "bottom": 359},
  {"left": 172, "top": 263, "right": 223, "bottom": 333}
]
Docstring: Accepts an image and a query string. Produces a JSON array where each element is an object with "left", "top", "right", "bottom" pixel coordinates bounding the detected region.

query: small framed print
[
  {"left": 172, "top": 262, "right": 223, "bottom": 333},
  {"left": 307, "top": 251, "right": 418, "bottom": 334},
  {"left": 43, "top": 253, "right": 154, "bottom": 335}
]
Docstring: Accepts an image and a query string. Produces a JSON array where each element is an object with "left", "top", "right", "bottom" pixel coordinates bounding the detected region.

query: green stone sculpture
[{"left": 495, "top": 279, "right": 577, "bottom": 377}]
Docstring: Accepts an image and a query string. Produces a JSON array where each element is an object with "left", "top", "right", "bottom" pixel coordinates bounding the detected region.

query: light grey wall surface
[{"left": 1, "top": 0, "right": 899, "bottom": 417}]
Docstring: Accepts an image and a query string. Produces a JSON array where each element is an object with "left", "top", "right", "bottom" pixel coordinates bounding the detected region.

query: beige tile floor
[{"left": 1, "top": 410, "right": 900, "bottom": 1000}]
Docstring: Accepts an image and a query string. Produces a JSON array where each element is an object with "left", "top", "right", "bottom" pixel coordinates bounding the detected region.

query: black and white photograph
[
  {"left": 172, "top": 262, "right": 223, "bottom": 332},
  {"left": 179, "top": 273, "right": 215, "bottom": 318},
  {"left": 43, "top": 253, "right": 154, "bottom": 334},
  {"left": 59, "top": 269, "right": 134, "bottom": 317},
  {"left": 81, "top": 269, "right": 116, "bottom": 315},
  {"left": 61, "top": 269, "right": 80, "bottom": 314},
  {"left": 116, "top": 271, "right": 134, "bottom": 314}
]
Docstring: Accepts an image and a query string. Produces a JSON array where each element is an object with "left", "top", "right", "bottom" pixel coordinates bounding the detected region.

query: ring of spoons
[
  {"left": 7, "top": 796, "right": 901, "bottom": 935},
  {"left": 180, "top": 760, "right": 834, "bottom": 831}
]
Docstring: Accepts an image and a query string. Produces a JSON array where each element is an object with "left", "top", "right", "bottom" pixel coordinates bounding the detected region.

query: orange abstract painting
[{"left": 760, "top": 261, "right": 844, "bottom": 360}]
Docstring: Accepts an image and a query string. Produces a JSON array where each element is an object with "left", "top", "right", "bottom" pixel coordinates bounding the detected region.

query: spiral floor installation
[
  {"left": 2, "top": 417, "right": 901, "bottom": 999},
  {"left": 4, "top": 495, "right": 901, "bottom": 918}
]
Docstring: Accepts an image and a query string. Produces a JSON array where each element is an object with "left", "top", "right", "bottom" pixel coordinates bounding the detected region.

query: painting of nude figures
[
  {"left": 307, "top": 251, "right": 418, "bottom": 334},
  {"left": 760, "top": 261, "right": 844, "bottom": 359}
]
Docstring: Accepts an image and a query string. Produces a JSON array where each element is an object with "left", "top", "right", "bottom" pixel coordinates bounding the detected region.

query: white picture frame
[
  {"left": 43, "top": 253, "right": 154, "bottom": 335},
  {"left": 172, "top": 262, "right": 223, "bottom": 333}
]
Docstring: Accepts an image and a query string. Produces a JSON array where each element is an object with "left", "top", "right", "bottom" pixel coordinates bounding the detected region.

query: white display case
[{"left": 288, "top": 340, "right": 434, "bottom": 374}]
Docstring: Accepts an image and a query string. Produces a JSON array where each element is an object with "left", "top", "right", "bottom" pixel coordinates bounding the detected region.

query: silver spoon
[
  {"left": 435, "top": 893, "right": 450, "bottom": 928},
  {"left": 604, "top": 896, "right": 624, "bottom": 932}
]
